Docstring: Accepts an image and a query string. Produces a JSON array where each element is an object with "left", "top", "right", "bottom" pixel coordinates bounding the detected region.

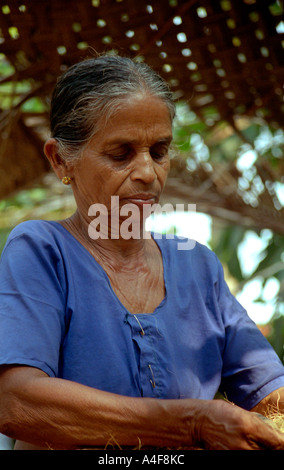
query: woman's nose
[{"left": 130, "top": 152, "right": 157, "bottom": 184}]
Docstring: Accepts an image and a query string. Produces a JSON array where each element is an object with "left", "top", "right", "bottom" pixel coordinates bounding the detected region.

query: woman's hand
[{"left": 193, "top": 399, "right": 284, "bottom": 450}]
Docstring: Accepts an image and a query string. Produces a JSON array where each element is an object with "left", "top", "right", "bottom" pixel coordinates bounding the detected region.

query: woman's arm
[
  {"left": 0, "top": 365, "right": 197, "bottom": 450},
  {"left": 0, "top": 365, "right": 284, "bottom": 450},
  {"left": 251, "top": 387, "right": 284, "bottom": 415},
  {"left": 0, "top": 366, "right": 284, "bottom": 449}
]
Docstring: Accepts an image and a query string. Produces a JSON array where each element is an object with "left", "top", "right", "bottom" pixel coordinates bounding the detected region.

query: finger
[{"left": 251, "top": 414, "right": 284, "bottom": 450}]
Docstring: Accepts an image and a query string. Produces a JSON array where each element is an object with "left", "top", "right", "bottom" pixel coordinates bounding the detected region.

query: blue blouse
[{"left": 0, "top": 220, "right": 284, "bottom": 410}]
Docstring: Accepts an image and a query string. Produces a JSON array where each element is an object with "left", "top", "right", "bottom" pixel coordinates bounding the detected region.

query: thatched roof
[{"left": 0, "top": 0, "right": 284, "bottom": 232}]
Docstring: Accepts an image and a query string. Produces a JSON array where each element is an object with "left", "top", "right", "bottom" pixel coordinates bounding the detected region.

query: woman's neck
[
  {"left": 60, "top": 209, "right": 165, "bottom": 314},
  {"left": 60, "top": 210, "right": 154, "bottom": 269}
]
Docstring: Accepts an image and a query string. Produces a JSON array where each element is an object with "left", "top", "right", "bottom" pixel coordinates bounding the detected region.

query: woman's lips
[{"left": 123, "top": 194, "right": 157, "bottom": 206}]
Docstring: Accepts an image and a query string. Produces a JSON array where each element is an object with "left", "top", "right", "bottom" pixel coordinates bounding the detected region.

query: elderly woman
[{"left": 0, "top": 55, "right": 284, "bottom": 450}]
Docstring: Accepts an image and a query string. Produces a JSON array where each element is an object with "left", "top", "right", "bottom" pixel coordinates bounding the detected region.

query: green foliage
[
  {"left": 0, "top": 53, "right": 47, "bottom": 113},
  {"left": 267, "top": 315, "right": 284, "bottom": 361},
  {"left": 0, "top": 227, "right": 11, "bottom": 253},
  {"left": 212, "top": 225, "right": 247, "bottom": 282},
  {"left": 211, "top": 224, "right": 284, "bottom": 363}
]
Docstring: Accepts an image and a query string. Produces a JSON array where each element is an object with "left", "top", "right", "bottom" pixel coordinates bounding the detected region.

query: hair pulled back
[{"left": 50, "top": 54, "right": 176, "bottom": 162}]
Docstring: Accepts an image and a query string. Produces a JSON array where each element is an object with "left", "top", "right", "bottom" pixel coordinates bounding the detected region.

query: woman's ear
[{"left": 44, "top": 138, "right": 73, "bottom": 180}]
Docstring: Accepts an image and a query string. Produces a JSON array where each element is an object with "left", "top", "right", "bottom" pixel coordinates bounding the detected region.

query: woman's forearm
[
  {"left": 251, "top": 387, "right": 284, "bottom": 415},
  {"left": 1, "top": 366, "right": 284, "bottom": 450},
  {"left": 0, "top": 366, "right": 197, "bottom": 449}
]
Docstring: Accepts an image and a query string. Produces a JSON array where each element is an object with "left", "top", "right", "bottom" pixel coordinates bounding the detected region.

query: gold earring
[{"left": 62, "top": 176, "right": 72, "bottom": 185}]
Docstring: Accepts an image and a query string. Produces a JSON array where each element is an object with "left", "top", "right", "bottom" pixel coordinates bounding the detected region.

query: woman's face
[{"left": 70, "top": 94, "right": 173, "bottom": 217}]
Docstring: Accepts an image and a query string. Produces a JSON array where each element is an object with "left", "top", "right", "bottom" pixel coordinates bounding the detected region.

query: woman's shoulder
[
  {"left": 7, "top": 219, "right": 61, "bottom": 239},
  {"left": 156, "top": 233, "right": 217, "bottom": 262},
  {"left": 4, "top": 220, "right": 66, "bottom": 253},
  {"left": 156, "top": 233, "right": 221, "bottom": 282}
]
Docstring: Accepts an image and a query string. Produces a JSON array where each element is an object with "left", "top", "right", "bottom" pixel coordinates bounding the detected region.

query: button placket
[
  {"left": 125, "top": 313, "right": 161, "bottom": 396},
  {"left": 148, "top": 363, "right": 156, "bottom": 388},
  {"left": 133, "top": 316, "right": 156, "bottom": 389},
  {"left": 133, "top": 314, "right": 145, "bottom": 336}
]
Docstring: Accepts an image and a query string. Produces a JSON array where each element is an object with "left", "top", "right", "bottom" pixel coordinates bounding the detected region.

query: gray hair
[{"left": 50, "top": 54, "right": 176, "bottom": 162}]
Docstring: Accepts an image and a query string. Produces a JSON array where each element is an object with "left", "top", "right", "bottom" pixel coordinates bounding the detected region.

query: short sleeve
[
  {"left": 0, "top": 224, "right": 66, "bottom": 377},
  {"left": 215, "top": 257, "right": 284, "bottom": 410}
]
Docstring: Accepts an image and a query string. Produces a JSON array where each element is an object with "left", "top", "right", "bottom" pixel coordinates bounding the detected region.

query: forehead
[{"left": 96, "top": 94, "right": 173, "bottom": 145}]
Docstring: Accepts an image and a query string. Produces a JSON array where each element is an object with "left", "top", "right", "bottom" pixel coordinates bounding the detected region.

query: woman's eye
[
  {"left": 111, "top": 153, "right": 129, "bottom": 161},
  {"left": 107, "top": 147, "right": 131, "bottom": 161},
  {"left": 151, "top": 146, "right": 168, "bottom": 159}
]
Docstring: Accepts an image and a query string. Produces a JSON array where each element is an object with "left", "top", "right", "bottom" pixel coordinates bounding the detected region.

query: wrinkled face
[{"left": 70, "top": 94, "right": 173, "bottom": 218}]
